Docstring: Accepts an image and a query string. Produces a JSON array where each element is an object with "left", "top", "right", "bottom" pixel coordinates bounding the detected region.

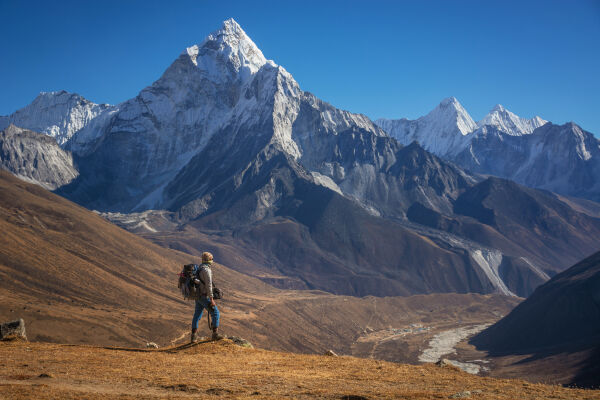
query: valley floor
[{"left": 1, "top": 340, "right": 598, "bottom": 399}]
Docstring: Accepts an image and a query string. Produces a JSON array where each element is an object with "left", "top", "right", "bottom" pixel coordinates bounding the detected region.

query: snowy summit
[
  {"left": 477, "top": 104, "right": 547, "bottom": 136},
  {"left": 185, "top": 18, "right": 277, "bottom": 84}
]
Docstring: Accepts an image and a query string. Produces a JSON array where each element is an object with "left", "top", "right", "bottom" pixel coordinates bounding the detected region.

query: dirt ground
[{"left": 1, "top": 340, "right": 599, "bottom": 400}]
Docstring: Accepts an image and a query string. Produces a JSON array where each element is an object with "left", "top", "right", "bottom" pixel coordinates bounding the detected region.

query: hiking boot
[
  {"left": 191, "top": 329, "right": 198, "bottom": 343},
  {"left": 211, "top": 328, "right": 224, "bottom": 341}
]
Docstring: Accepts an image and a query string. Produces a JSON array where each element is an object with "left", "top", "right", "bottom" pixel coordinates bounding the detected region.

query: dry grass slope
[{"left": 1, "top": 340, "right": 598, "bottom": 399}]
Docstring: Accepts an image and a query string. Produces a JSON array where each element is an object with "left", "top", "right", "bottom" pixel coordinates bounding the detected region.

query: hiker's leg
[
  {"left": 191, "top": 299, "right": 205, "bottom": 330},
  {"left": 208, "top": 301, "right": 222, "bottom": 340},
  {"left": 209, "top": 303, "right": 220, "bottom": 328}
]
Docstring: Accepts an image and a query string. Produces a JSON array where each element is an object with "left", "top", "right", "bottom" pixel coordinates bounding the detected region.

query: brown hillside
[
  {"left": 1, "top": 340, "right": 598, "bottom": 399},
  {"left": 0, "top": 170, "right": 519, "bottom": 365}
]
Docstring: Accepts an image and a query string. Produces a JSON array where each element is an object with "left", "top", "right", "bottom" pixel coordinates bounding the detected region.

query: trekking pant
[{"left": 192, "top": 296, "right": 220, "bottom": 330}]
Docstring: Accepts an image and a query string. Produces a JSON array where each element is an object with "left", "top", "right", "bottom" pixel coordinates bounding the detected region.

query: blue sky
[{"left": 1, "top": 0, "right": 599, "bottom": 134}]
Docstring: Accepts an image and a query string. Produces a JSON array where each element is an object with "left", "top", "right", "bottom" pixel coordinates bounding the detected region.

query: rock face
[
  {"left": 0, "top": 91, "right": 111, "bottom": 146},
  {"left": 377, "top": 101, "right": 600, "bottom": 203},
  {"left": 0, "top": 318, "right": 27, "bottom": 341},
  {"left": 0, "top": 124, "right": 79, "bottom": 190}
]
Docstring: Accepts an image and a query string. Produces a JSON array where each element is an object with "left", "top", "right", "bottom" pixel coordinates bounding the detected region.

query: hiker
[{"left": 191, "top": 252, "right": 224, "bottom": 342}]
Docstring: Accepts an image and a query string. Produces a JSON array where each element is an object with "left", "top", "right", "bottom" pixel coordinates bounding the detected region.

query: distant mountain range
[
  {"left": 377, "top": 98, "right": 600, "bottom": 203},
  {"left": 1, "top": 19, "right": 599, "bottom": 299}
]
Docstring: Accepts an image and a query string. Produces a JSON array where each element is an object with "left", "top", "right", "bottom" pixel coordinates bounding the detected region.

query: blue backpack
[{"left": 178, "top": 264, "right": 199, "bottom": 300}]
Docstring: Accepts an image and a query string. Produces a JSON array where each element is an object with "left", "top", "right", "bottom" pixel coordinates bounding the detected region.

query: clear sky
[{"left": 1, "top": 0, "right": 599, "bottom": 134}]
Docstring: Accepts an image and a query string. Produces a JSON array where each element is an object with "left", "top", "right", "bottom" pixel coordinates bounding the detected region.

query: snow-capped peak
[
  {"left": 439, "top": 96, "right": 460, "bottom": 107},
  {"left": 375, "top": 97, "right": 476, "bottom": 157},
  {"left": 0, "top": 91, "right": 111, "bottom": 147},
  {"left": 426, "top": 97, "right": 477, "bottom": 136},
  {"left": 478, "top": 104, "right": 547, "bottom": 136},
  {"left": 184, "top": 18, "right": 276, "bottom": 84},
  {"left": 491, "top": 104, "right": 505, "bottom": 112}
]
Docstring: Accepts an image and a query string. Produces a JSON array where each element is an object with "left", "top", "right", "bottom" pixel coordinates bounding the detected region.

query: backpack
[{"left": 178, "top": 264, "right": 199, "bottom": 300}]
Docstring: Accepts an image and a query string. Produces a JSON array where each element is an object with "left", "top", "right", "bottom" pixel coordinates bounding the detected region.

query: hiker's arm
[
  {"left": 207, "top": 268, "right": 214, "bottom": 301},
  {"left": 206, "top": 268, "right": 216, "bottom": 306},
  {"left": 200, "top": 267, "right": 213, "bottom": 300}
]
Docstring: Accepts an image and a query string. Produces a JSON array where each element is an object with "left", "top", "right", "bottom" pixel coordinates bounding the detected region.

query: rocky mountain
[
  {"left": 476, "top": 104, "right": 547, "bottom": 135},
  {"left": 376, "top": 97, "right": 476, "bottom": 156},
  {"left": 377, "top": 100, "right": 600, "bottom": 203},
  {"left": 455, "top": 122, "right": 600, "bottom": 202},
  {"left": 0, "top": 90, "right": 111, "bottom": 146},
  {"left": 58, "top": 19, "right": 475, "bottom": 221},
  {"left": 376, "top": 99, "right": 546, "bottom": 154},
  {"left": 0, "top": 124, "right": 78, "bottom": 190},
  {"left": 4, "top": 19, "right": 600, "bottom": 299},
  {"left": 470, "top": 250, "right": 600, "bottom": 387}
]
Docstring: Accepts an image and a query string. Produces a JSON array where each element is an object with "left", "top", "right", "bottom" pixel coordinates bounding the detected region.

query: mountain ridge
[{"left": 376, "top": 98, "right": 599, "bottom": 202}]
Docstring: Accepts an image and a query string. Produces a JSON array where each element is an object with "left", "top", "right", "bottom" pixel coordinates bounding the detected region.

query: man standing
[{"left": 191, "top": 252, "right": 223, "bottom": 342}]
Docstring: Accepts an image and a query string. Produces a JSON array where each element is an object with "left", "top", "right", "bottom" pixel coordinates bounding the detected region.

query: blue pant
[{"left": 192, "top": 297, "right": 219, "bottom": 330}]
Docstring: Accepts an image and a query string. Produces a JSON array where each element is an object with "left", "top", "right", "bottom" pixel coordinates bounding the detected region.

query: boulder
[
  {"left": 449, "top": 391, "right": 471, "bottom": 399},
  {"left": 146, "top": 342, "right": 159, "bottom": 349},
  {"left": 324, "top": 350, "right": 338, "bottom": 357},
  {"left": 436, "top": 359, "right": 454, "bottom": 368},
  {"left": 0, "top": 318, "right": 27, "bottom": 341},
  {"left": 228, "top": 336, "right": 253, "bottom": 348}
]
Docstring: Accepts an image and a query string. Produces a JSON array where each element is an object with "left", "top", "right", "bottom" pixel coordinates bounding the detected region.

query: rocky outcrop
[
  {"left": 0, "top": 124, "right": 78, "bottom": 190},
  {"left": 0, "top": 318, "right": 27, "bottom": 341},
  {"left": 228, "top": 336, "right": 253, "bottom": 348}
]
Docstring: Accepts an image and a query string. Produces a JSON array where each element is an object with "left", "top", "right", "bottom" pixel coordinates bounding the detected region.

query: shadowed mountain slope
[{"left": 471, "top": 251, "right": 600, "bottom": 387}]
